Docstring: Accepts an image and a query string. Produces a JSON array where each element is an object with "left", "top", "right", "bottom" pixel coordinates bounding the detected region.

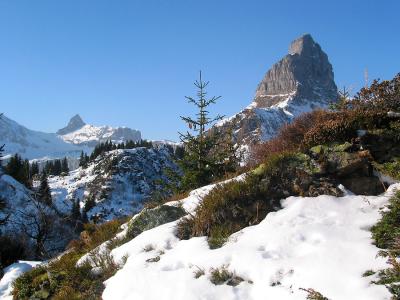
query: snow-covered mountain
[
  {"left": 0, "top": 114, "right": 142, "bottom": 161},
  {"left": 216, "top": 34, "right": 338, "bottom": 147},
  {"left": 57, "top": 114, "right": 141, "bottom": 147},
  {"left": 0, "top": 114, "right": 84, "bottom": 160}
]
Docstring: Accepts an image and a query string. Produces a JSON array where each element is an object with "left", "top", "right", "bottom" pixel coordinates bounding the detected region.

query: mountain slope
[
  {"left": 0, "top": 115, "right": 83, "bottom": 160},
  {"left": 216, "top": 34, "right": 338, "bottom": 148}
]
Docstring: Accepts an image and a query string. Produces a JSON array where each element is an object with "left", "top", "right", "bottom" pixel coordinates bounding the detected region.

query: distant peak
[
  {"left": 57, "top": 114, "right": 86, "bottom": 135},
  {"left": 69, "top": 114, "right": 85, "bottom": 126},
  {"left": 288, "top": 33, "right": 318, "bottom": 56}
]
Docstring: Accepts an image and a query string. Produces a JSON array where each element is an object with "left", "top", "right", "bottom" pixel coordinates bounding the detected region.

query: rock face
[
  {"left": 56, "top": 114, "right": 86, "bottom": 135},
  {"left": 216, "top": 34, "right": 338, "bottom": 148}
]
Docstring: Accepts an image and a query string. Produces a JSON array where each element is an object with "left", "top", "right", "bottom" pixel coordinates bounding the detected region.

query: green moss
[
  {"left": 310, "top": 145, "right": 328, "bottom": 155},
  {"left": 374, "top": 158, "right": 400, "bottom": 180},
  {"left": 332, "top": 142, "right": 352, "bottom": 152}
]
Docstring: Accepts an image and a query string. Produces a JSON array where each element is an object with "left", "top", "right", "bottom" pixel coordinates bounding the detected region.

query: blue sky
[{"left": 0, "top": 0, "right": 399, "bottom": 141}]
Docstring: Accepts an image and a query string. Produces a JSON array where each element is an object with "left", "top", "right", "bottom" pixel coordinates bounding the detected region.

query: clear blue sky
[{"left": 0, "top": 0, "right": 399, "bottom": 141}]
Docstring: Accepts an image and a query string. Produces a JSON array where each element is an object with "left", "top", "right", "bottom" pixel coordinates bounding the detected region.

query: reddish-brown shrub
[{"left": 249, "top": 110, "right": 330, "bottom": 166}]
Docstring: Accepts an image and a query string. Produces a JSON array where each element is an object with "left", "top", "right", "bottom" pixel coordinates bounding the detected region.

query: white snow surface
[
  {"left": 0, "top": 261, "right": 41, "bottom": 300},
  {"left": 101, "top": 180, "right": 398, "bottom": 300}
]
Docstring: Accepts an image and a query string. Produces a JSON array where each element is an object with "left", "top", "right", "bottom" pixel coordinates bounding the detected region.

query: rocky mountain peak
[
  {"left": 254, "top": 34, "right": 337, "bottom": 108},
  {"left": 57, "top": 114, "right": 86, "bottom": 135},
  {"left": 288, "top": 33, "right": 316, "bottom": 56},
  {"left": 215, "top": 34, "right": 338, "bottom": 147}
]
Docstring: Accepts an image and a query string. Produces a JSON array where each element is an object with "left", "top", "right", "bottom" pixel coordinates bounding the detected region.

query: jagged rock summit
[
  {"left": 56, "top": 114, "right": 86, "bottom": 135},
  {"left": 216, "top": 33, "right": 338, "bottom": 148},
  {"left": 254, "top": 33, "right": 337, "bottom": 109}
]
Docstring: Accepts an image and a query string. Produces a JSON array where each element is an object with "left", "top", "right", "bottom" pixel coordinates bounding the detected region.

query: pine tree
[
  {"left": 178, "top": 71, "right": 224, "bottom": 189},
  {"left": 79, "top": 151, "right": 89, "bottom": 168},
  {"left": 5, "top": 154, "right": 31, "bottom": 187},
  {"left": 30, "top": 161, "right": 39, "bottom": 177},
  {"left": 71, "top": 198, "right": 81, "bottom": 220},
  {"left": 61, "top": 157, "right": 69, "bottom": 174},
  {"left": 0, "top": 145, "right": 5, "bottom": 173},
  {"left": 330, "top": 86, "right": 351, "bottom": 111},
  {"left": 38, "top": 173, "right": 52, "bottom": 206}
]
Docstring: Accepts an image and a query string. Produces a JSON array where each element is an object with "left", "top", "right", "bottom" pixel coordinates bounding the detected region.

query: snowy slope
[
  {"left": 99, "top": 180, "right": 397, "bottom": 300},
  {"left": 0, "top": 173, "right": 74, "bottom": 258},
  {"left": 0, "top": 115, "right": 84, "bottom": 160}
]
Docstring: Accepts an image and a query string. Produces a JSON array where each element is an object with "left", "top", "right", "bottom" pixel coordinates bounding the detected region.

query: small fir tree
[
  {"left": 178, "top": 71, "right": 225, "bottom": 190},
  {"left": 38, "top": 173, "right": 52, "bottom": 206}
]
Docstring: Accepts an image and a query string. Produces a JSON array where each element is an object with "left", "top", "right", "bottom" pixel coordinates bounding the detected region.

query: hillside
[
  {"left": 48, "top": 145, "right": 178, "bottom": 222},
  {"left": 6, "top": 73, "right": 400, "bottom": 300}
]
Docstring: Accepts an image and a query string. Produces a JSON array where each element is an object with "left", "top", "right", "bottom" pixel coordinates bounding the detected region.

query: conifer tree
[
  {"left": 38, "top": 173, "right": 52, "bottom": 206},
  {"left": 30, "top": 162, "right": 39, "bottom": 177},
  {"left": 179, "top": 71, "right": 224, "bottom": 189},
  {"left": 61, "top": 157, "right": 69, "bottom": 174},
  {"left": 71, "top": 198, "right": 81, "bottom": 220},
  {"left": 5, "top": 154, "right": 31, "bottom": 187}
]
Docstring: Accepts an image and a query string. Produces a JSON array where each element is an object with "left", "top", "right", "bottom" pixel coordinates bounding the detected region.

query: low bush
[
  {"left": 13, "top": 218, "right": 126, "bottom": 299},
  {"left": 369, "top": 190, "right": 400, "bottom": 298},
  {"left": 371, "top": 191, "right": 400, "bottom": 250},
  {"left": 210, "top": 265, "right": 244, "bottom": 286},
  {"left": 177, "top": 152, "right": 318, "bottom": 247}
]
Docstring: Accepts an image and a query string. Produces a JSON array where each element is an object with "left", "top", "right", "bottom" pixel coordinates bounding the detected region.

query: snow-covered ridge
[
  {"left": 0, "top": 114, "right": 84, "bottom": 160},
  {"left": 59, "top": 124, "right": 141, "bottom": 147}
]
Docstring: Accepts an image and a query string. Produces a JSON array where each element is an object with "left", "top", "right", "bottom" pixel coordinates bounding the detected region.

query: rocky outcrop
[
  {"left": 309, "top": 143, "right": 385, "bottom": 195},
  {"left": 216, "top": 34, "right": 338, "bottom": 148},
  {"left": 126, "top": 205, "right": 186, "bottom": 239}
]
